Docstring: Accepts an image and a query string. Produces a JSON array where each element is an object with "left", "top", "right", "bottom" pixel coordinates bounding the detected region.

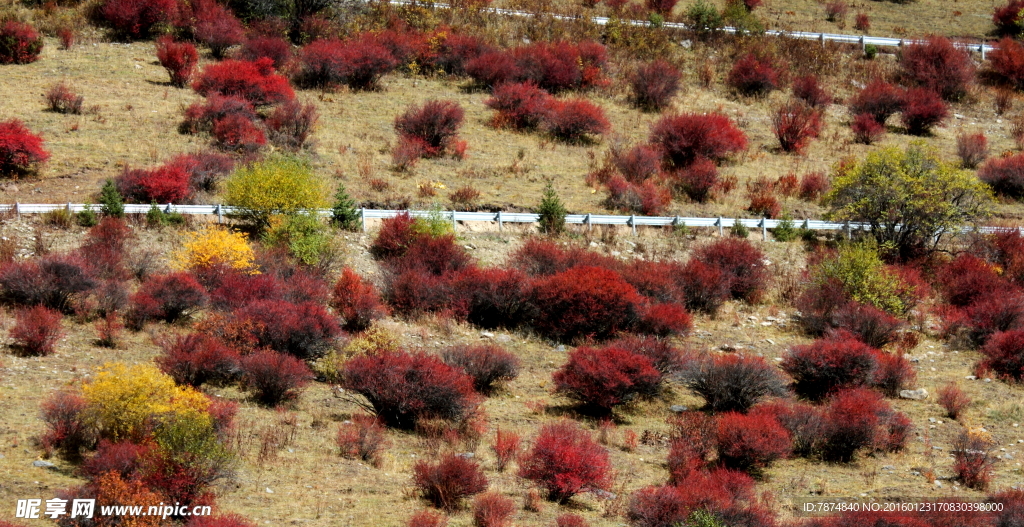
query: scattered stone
[
  {"left": 985, "top": 378, "right": 993, "bottom": 383},
  {"left": 881, "top": 465, "right": 895, "bottom": 470},
  {"left": 496, "top": 335, "right": 512, "bottom": 343},
  {"left": 457, "top": 453, "right": 475, "bottom": 459},
  {"left": 900, "top": 388, "right": 928, "bottom": 400},
  {"left": 32, "top": 460, "right": 55, "bottom": 468},
  {"left": 720, "top": 344, "right": 742, "bottom": 352},
  {"left": 765, "top": 339, "right": 775, "bottom": 345},
  {"left": 555, "top": 345, "right": 567, "bottom": 352},
  {"left": 480, "top": 331, "right": 495, "bottom": 339},
  {"left": 929, "top": 418, "right": 937, "bottom": 423},
  {"left": 966, "top": 375, "right": 977, "bottom": 380},
  {"left": 266, "top": 488, "right": 274, "bottom": 493},
  {"left": 669, "top": 405, "right": 689, "bottom": 413}
]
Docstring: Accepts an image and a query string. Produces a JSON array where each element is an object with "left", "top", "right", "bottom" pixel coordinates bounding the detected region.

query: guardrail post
[
  {"left": 761, "top": 217, "right": 767, "bottom": 241},
  {"left": 819, "top": 33, "right": 825, "bottom": 47},
  {"left": 585, "top": 213, "right": 592, "bottom": 232},
  {"left": 497, "top": 210, "right": 503, "bottom": 233},
  {"left": 359, "top": 208, "right": 366, "bottom": 233},
  {"left": 844, "top": 220, "right": 852, "bottom": 240},
  {"left": 802, "top": 218, "right": 809, "bottom": 230},
  {"left": 981, "top": 43, "right": 986, "bottom": 60},
  {"left": 66, "top": 202, "right": 72, "bottom": 215},
  {"left": 14, "top": 202, "right": 19, "bottom": 220},
  {"left": 859, "top": 36, "right": 865, "bottom": 52},
  {"left": 164, "top": 203, "right": 172, "bottom": 214},
  {"left": 629, "top": 214, "right": 636, "bottom": 236},
  {"left": 451, "top": 210, "right": 457, "bottom": 233},
  {"left": 217, "top": 204, "right": 223, "bottom": 224},
  {"left": 717, "top": 216, "right": 723, "bottom": 237}
]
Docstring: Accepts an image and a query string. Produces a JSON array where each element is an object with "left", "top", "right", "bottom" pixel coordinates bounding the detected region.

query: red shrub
[
  {"left": 825, "top": 1, "right": 848, "bottom": 22},
  {"left": 956, "top": 132, "right": 988, "bottom": 169},
  {"left": 901, "top": 87, "right": 948, "bottom": 135},
  {"left": 636, "top": 302, "right": 692, "bottom": 337},
  {"left": 979, "top": 329, "right": 1024, "bottom": 381},
  {"left": 851, "top": 112, "right": 885, "bottom": 144},
  {"left": 832, "top": 301, "right": 906, "bottom": 349},
  {"left": 610, "top": 334, "right": 689, "bottom": 375},
  {"left": 265, "top": 99, "right": 318, "bottom": 150},
  {"left": 180, "top": 95, "right": 257, "bottom": 135},
  {"left": 854, "top": 12, "right": 870, "bottom": 30},
  {"left": 693, "top": 238, "right": 769, "bottom": 303},
  {"left": 817, "top": 387, "right": 903, "bottom": 461},
  {"left": 528, "top": 265, "right": 644, "bottom": 342},
  {"left": 0, "top": 119, "right": 50, "bottom": 177},
  {"left": 988, "top": 37, "right": 1024, "bottom": 90},
  {"left": 555, "top": 514, "right": 589, "bottom": 527},
  {"left": 186, "top": 515, "right": 257, "bottom": 527},
  {"left": 628, "top": 469, "right": 759, "bottom": 527},
  {"left": 899, "top": 37, "right": 974, "bottom": 101},
  {"left": 772, "top": 101, "right": 823, "bottom": 154},
  {"left": 57, "top": 27, "right": 75, "bottom": 51},
  {"left": 466, "top": 51, "right": 521, "bottom": 89},
  {"left": 553, "top": 344, "right": 662, "bottom": 413},
  {"left": 992, "top": 228, "right": 1024, "bottom": 285},
  {"left": 519, "top": 421, "right": 612, "bottom": 502},
  {"left": 604, "top": 176, "right": 671, "bottom": 215},
  {"left": 746, "top": 188, "right": 782, "bottom": 219},
  {"left": 44, "top": 82, "right": 83, "bottom": 115},
  {"left": 426, "top": 32, "right": 492, "bottom": 76},
  {"left": 213, "top": 114, "right": 267, "bottom": 153},
  {"left": 646, "top": 0, "right": 678, "bottom": 15},
  {"left": 849, "top": 78, "right": 905, "bottom": 124},
  {"left": 649, "top": 113, "right": 747, "bottom": 169},
  {"left": 9, "top": 305, "right": 62, "bottom": 357},
  {"left": 627, "top": 485, "right": 692, "bottom": 527},
  {"left": 979, "top": 153, "right": 1024, "bottom": 198},
  {"left": 0, "top": 21, "right": 42, "bottom": 64},
  {"left": 491, "top": 428, "right": 520, "bottom": 471},
  {"left": 128, "top": 272, "right": 208, "bottom": 326},
  {"left": 792, "top": 74, "right": 832, "bottom": 108},
  {"left": 442, "top": 344, "right": 521, "bottom": 395},
  {"left": 937, "top": 254, "right": 1004, "bottom": 307},
  {"left": 193, "top": 58, "right": 294, "bottom": 106},
  {"left": 413, "top": 453, "right": 488, "bottom": 511},
  {"left": 629, "top": 60, "right": 682, "bottom": 112},
  {"left": 240, "top": 349, "right": 313, "bottom": 406},
  {"left": 727, "top": 54, "right": 783, "bottom": 97},
  {"left": 472, "top": 492, "right": 515, "bottom": 527},
  {"left": 407, "top": 510, "right": 448, "bottom": 527},
  {"left": 40, "top": 390, "right": 95, "bottom": 459},
  {"left": 371, "top": 29, "right": 426, "bottom": 65},
  {"left": 678, "top": 258, "right": 731, "bottom": 315},
  {"left": 994, "top": 0, "right": 1024, "bottom": 35},
  {"left": 155, "top": 333, "right": 241, "bottom": 387},
  {"left": 799, "top": 171, "right": 829, "bottom": 201},
  {"left": 953, "top": 429, "right": 995, "bottom": 490},
  {"left": 369, "top": 211, "right": 420, "bottom": 260},
  {"left": 752, "top": 400, "right": 823, "bottom": 457},
  {"left": 156, "top": 36, "right": 198, "bottom": 88},
  {"left": 453, "top": 266, "right": 531, "bottom": 329},
  {"left": 937, "top": 382, "right": 971, "bottom": 419},
  {"left": 715, "top": 411, "right": 791, "bottom": 474},
  {"left": 294, "top": 38, "right": 398, "bottom": 91},
  {"left": 168, "top": 151, "right": 234, "bottom": 193},
  {"left": 336, "top": 413, "right": 389, "bottom": 466},
  {"left": 679, "top": 354, "right": 788, "bottom": 412},
  {"left": 668, "top": 157, "right": 719, "bottom": 203},
  {"left": 542, "top": 98, "right": 609, "bottom": 144},
  {"left": 485, "top": 82, "right": 552, "bottom": 130},
  {"left": 98, "top": 0, "right": 178, "bottom": 40},
  {"left": 188, "top": 0, "right": 245, "bottom": 59},
  {"left": 231, "top": 300, "right": 340, "bottom": 359},
  {"left": 238, "top": 36, "right": 292, "bottom": 69},
  {"left": 959, "top": 291, "right": 1024, "bottom": 345},
  {"left": 81, "top": 439, "right": 153, "bottom": 480},
  {"left": 782, "top": 334, "right": 880, "bottom": 400},
  {"left": 0, "top": 253, "right": 96, "bottom": 313},
  {"left": 509, "top": 41, "right": 607, "bottom": 93},
  {"left": 116, "top": 163, "right": 192, "bottom": 203},
  {"left": 871, "top": 350, "right": 916, "bottom": 397},
  {"left": 331, "top": 267, "right": 387, "bottom": 332},
  {"left": 613, "top": 144, "right": 662, "bottom": 183},
  {"left": 395, "top": 100, "right": 464, "bottom": 157},
  {"left": 342, "top": 349, "right": 479, "bottom": 429}
]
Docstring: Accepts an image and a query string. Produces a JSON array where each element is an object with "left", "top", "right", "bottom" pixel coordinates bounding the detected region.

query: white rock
[{"left": 900, "top": 388, "right": 929, "bottom": 400}]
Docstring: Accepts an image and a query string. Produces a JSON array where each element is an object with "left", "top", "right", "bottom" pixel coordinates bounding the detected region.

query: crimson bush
[
  {"left": 519, "top": 421, "right": 611, "bottom": 502},
  {"left": 407, "top": 510, "right": 449, "bottom": 527},
  {"left": 817, "top": 387, "right": 907, "bottom": 461},
  {"left": 238, "top": 36, "right": 292, "bottom": 69},
  {"left": 988, "top": 37, "right": 1024, "bottom": 90},
  {"left": 442, "top": 344, "right": 521, "bottom": 395},
  {"left": 900, "top": 88, "right": 948, "bottom": 135},
  {"left": 799, "top": 171, "right": 829, "bottom": 200},
  {"left": 979, "top": 329, "right": 1024, "bottom": 381},
  {"left": 180, "top": 95, "right": 257, "bottom": 135},
  {"left": 0, "top": 119, "right": 50, "bottom": 177},
  {"left": 454, "top": 266, "right": 531, "bottom": 329},
  {"left": 156, "top": 36, "right": 198, "bottom": 88},
  {"left": 466, "top": 51, "right": 521, "bottom": 89},
  {"left": 213, "top": 113, "right": 267, "bottom": 153},
  {"left": 553, "top": 344, "right": 663, "bottom": 414},
  {"left": 680, "top": 354, "right": 788, "bottom": 412},
  {"left": 772, "top": 100, "right": 822, "bottom": 154},
  {"left": 669, "top": 157, "right": 719, "bottom": 203},
  {"left": 336, "top": 414, "right": 389, "bottom": 466},
  {"left": 0, "top": 21, "right": 43, "bottom": 64},
  {"left": 831, "top": 301, "right": 906, "bottom": 349},
  {"left": 395, "top": 100, "right": 465, "bottom": 158},
  {"left": 848, "top": 78, "right": 905, "bottom": 125},
  {"left": 715, "top": 411, "right": 791, "bottom": 474},
  {"left": 127, "top": 272, "right": 208, "bottom": 327},
  {"left": 544, "top": 99, "right": 610, "bottom": 143},
  {"left": 413, "top": 453, "right": 488, "bottom": 511},
  {"left": 192, "top": 58, "right": 294, "bottom": 106},
  {"left": 265, "top": 99, "right": 318, "bottom": 150},
  {"left": 899, "top": 36, "right": 974, "bottom": 101},
  {"left": 342, "top": 349, "right": 479, "bottom": 429},
  {"left": 331, "top": 267, "right": 387, "bottom": 332},
  {"left": 603, "top": 176, "right": 671, "bottom": 215},
  {"left": 115, "top": 162, "right": 192, "bottom": 203},
  {"left": 555, "top": 514, "right": 589, "bottom": 527},
  {"left": 427, "top": 32, "right": 492, "bottom": 76},
  {"left": 871, "top": 350, "right": 917, "bottom": 397},
  {"left": 491, "top": 428, "right": 520, "bottom": 472},
  {"left": 646, "top": 0, "right": 678, "bottom": 15},
  {"left": 693, "top": 238, "right": 769, "bottom": 303},
  {"left": 629, "top": 60, "right": 681, "bottom": 112},
  {"left": 168, "top": 151, "right": 234, "bottom": 193},
  {"left": 240, "top": 350, "right": 313, "bottom": 405},
  {"left": 782, "top": 334, "right": 880, "bottom": 400},
  {"left": 97, "top": 0, "right": 178, "bottom": 40},
  {"left": 994, "top": 0, "right": 1024, "bottom": 35},
  {"left": 528, "top": 265, "right": 644, "bottom": 342},
  {"left": 678, "top": 258, "right": 731, "bottom": 315},
  {"left": 471, "top": 492, "right": 515, "bottom": 527},
  {"left": 10, "top": 305, "right": 64, "bottom": 357},
  {"left": 793, "top": 74, "right": 831, "bottom": 108},
  {"left": 40, "top": 390, "right": 95, "bottom": 460},
  {"left": 937, "top": 254, "right": 1004, "bottom": 308},
  {"left": 231, "top": 300, "right": 339, "bottom": 359},
  {"left": 979, "top": 153, "right": 1024, "bottom": 198},
  {"left": 649, "top": 113, "right": 747, "bottom": 169},
  {"left": 956, "top": 132, "right": 988, "bottom": 169},
  {"left": 293, "top": 38, "right": 398, "bottom": 91},
  {"left": 155, "top": 333, "right": 241, "bottom": 387},
  {"left": 727, "top": 54, "right": 783, "bottom": 97},
  {"left": 187, "top": 0, "right": 245, "bottom": 59},
  {"left": 0, "top": 253, "right": 96, "bottom": 313},
  {"left": 851, "top": 112, "right": 885, "bottom": 144},
  {"left": 484, "top": 82, "right": 551, "bottom": 130}
]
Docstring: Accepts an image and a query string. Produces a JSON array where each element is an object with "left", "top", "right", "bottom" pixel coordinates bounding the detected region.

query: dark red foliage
[
  {"left": 799, "top": 171, "right": 829, "bottom": 200},
  {"left": 395, "top": 100, "right": 464, "bottom": 157},
  {"left": 938, "top": 254, "right": 1004, "bottom": 308},
  {"left": 187, "top": 0, "right": 245, "bottom": 59},
  {"left": 792, "top": 74, "right": 831, "bottom": 108},
  {"left": 295, "top": 14, "right": 338, "bottom": 44},
  {"left": 407, "top": 509, "right": 449, "bottom": 527},
  {"left": 994, "top": 0, "right": 1024, "bottom": 35},
  {"left": 156, "top": 333, "right": 241, "bottom": 387},
  {"left": 956, "top": 132, "right": 988, "bottom": 169},
  {"left": 80, "top": 218, "right": 132, "bottom": 280},
  {"left": 610, "top": 335, "right": 689, "bottom": 374},
  {"left": 818, "top": 387, "right": 907, "bottom": 461},
  {"left": 519, "top": 421, "right": 611, "bottom": 502},
  {"left": 715, "top": 411, "right": 791, "bottom": 473},
  {"left": 41, "top": 390, "right": 94, "bottom": 459},
  {"left": 512, "top": 41, "right": 607, "bottom": 93},
  {"left": 371, "top": 29, "right": 426, "bottom": 65},
  {"left": 265, "top": 99, "right": 318, "bottom": 150},
  {"left": 0, "top": 21, "right": 43, "bottom": 64},
  {"left": 727, "top": 53, "right": 783, "bottom": 97},
  {"left": 871, "top": 350, "right": 916, "bottom": 397},
  {"left": 678, "top": 258, "right": 731, "bottom": 315},
  {"left": 97, "top": 0, "right": 177, "bottom": 40},
  {"left": 213, "top": 113, "right": 267, "bottom": 153},
  {"left": 782, "top": 334, "right": 880, "bottom": 400},
  {"left": 186, "top": 514, "right": 257, "bottom": 527},
  {"left": 645, "top": 0, "right": 678, "bottom": 15},
  {"left": 484, "top": 82, "right": 552, "bottom": 130},
  {"left": 604, "top": 176, "right": 671, "bottom": 215},
  {"left": 442, "top": 344, "right": 520, "bottom": 395},
  {"left": 693, "top": 238, "right": 769, "bottom": 303},
  {"left": 668, "top": 157, "right": 719, "bottom": 203},
  {"left": 988, "top": 37, "right": 1024, "bottom": 90},
  {"left": 979, "top": 153, "right": 1024, "bottom": 198},
  {"left": 979, "top": 329, "right": 1024, "bottom": 381},
  {"left": 427, "top": 32, "right": 492, "bottom": 76},
  {"left": 232, "top": 300, "right": 340, "bottom": 359},
  {"left": 466, "top": 51, "right": 522, "bottom": 89},
  {"left": 937, "top": 383, "right": 971, "bottom": 420},
  {"left": 81, "top": 440, "right": 153, "bottom": 481},
  {"left": 628, "top": 469, "right": 760, "bottom": 527},
  {"left": 900, "top": 88, "right": 948, "bottom": 135},
  {"left": 337, "top": 414, "right": 389, "bottom": 465},
  {"left": 413, "top": 453, "right": 488, "bottom": 511},
  {"left": 331, "top": 267, "right": 387, "bottom": 332},
  {"left": 528, "top": 266, "right": 644, "bottom": 342},
  {"left": 240, "top": 349, "right": 313, "bottom": 406},
  {"left": 636, "top": 302, "right": 692, "bottom": 337},
  {"left": 649, "top": 113, "right": 748, "bottom": 169},
  {"left": 0, "top": 119, "right": 50, "bottom": 177},
  {"left": 772, "top": 101, "right": 822, "bottom": 154},
  {"left": 555, "top": 513, "right": 590, "bottom": 527},
  {"left": 619, "top": 260, "right": 686, "bottom": 306},
  {"left": 192, "top": 58, "right": 294, "bottom": 106},
  {"left": 156, "top": 36, "right": 198, "bottom": 88},
  {"left": 679, "top": 353, "right": 789, "bottom": 412},
  {"left": 831, "top": 301, "right": 906, "bottom": 348},
  {"left": 116, "top": 163, "right": 192, "bottom": 203},
  {"left": 238, "top": 36, "right": 292, "bottom": 69},
  {"left": 992, "top": 228, "right": 1024, "bottom": 285},
  {"left": 899, "top": 36, "right": 975, "bottom": 101},
  {"left": 472, "top": 492, "right": 515, "bottom": 527},
  {"left": 10, "top": 305, "right": 63, "bottom": 357},
  {"left": 293, "top": 37, "right": 398, "bottom": 91},
  {"left": 752, "top": 400, "right": 823, "bottom": 457},
  {"left": 544, "top": 98, "right": 610, "bottom": 143},
  {"left": 454, "top": 266, "right": 531, "bottom": 330},
  {"left": 46, "top": 81, "right": 83, "bottom": 115},
  {"left": 851, "top": 112, "right": 885, "bottom": 144},
  {"left": 383, "top": 269, "right": 461, "bottom": 318},
  {"left": 553, "top": 344, "right": 663, "bottom": 413},
  {"left": 854, "top": 12, "right": 870, "bottom": 30},
  {"left": 849, "top": 78, "right": 905, "bottom": 124},
  {"left": 0, "top": 253, "right": 96, "bottom": 313},
  {"left": 180, "top": 95, "right": 257, "bottom": 135},
  {"left": 342, "top": 349, "right": 479, "bottom": 429},
  {"left": 167, "top": 151, "right": 234, "bottom": 193},
  {"left": 128, "top": 272, "right": 208, "bottom": 327},
  {"left": 613, "top": 144, "right": 662, "bottom": 183},
  {"left": 630, "top": 60, "right": 682, "bottom": 112}
]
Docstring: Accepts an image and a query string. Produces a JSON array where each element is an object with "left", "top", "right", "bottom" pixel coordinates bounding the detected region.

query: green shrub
[
  {"left": 811, "top": 241, "right": 914, "bottom": 315},
  {"left": 686, "top": 0, "right": 723, "bottom": 38},
  {"left": 77, "top": 204, "right": 98, "bottom": 227},
  {"left": 864, "top": 44, "right": 877, "bottom": 59},
  {"left": 538, "top": 183, "right": 567, "bottom": 235},
  {"left": 99, "top": 179, "right": 124, "bottom": 218},
  {"left": 332, "top": 184, "right": 360, "bottom": 231},
  {"left": 772, "top": 214, "right": 798, "bottom": 242},
  {"left": 265, "top": 212, "right": 331, "bottom": 265},
  {"left": 730, "top": 220, "right": 749, "bottom": 238},
  {"left": 224, "top": 155, "right": 330, "bottom": 231}
]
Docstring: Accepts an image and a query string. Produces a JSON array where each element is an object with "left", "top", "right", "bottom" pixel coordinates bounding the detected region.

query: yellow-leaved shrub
[{"left": 172, "top": 225, "right": 257, "bottom": 273}]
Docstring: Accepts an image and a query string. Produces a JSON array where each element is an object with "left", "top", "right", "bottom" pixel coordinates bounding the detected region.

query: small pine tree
[
  {"left": 99, "top": 179, "right": 124, "bottom": 218},
  {"left": 537, "top": 182, "right": 567, "bottom": 235},
  {"left": 147, "top": 202, "right": 167, "bottom": 227},
  {"left": 77, "top": 204, "right": 98, "bottom": 227},
  {"left": 730, "top": 220, "right": 750, "bottom": 238},
  {"left": 772, "top": 214, "right": 798, "bottom": 242},
  {"left": 332, "top": 184, "right": 360, "bottom": 231}
]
